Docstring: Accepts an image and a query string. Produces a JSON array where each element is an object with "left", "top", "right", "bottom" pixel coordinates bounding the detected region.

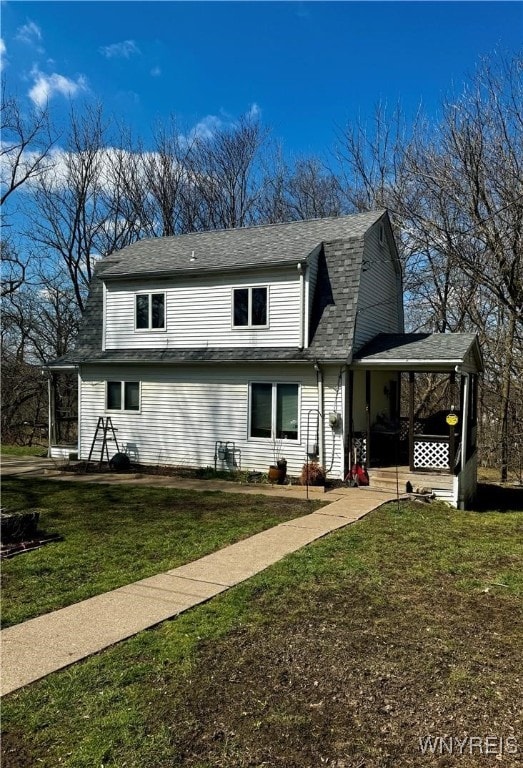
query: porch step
[{"left": 367, "top": 467, "right": 454, "bottom": 494}]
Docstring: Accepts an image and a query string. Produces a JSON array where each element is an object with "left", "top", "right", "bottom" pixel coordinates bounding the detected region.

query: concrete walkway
[{"left": 1, "top": 456, "right": 395, "bottom": 696}]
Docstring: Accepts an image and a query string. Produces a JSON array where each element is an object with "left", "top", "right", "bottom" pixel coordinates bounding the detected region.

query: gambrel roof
[
  {"left": 50, "top": 210, "right": 392, "bottom": 367},
  {"left": 99, "top": 209, "right": 386, "bottom": 279}
]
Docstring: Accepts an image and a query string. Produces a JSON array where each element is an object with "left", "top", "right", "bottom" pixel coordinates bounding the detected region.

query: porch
[{"left": 349, "top": 333, "right": 483, "bottom": 509}]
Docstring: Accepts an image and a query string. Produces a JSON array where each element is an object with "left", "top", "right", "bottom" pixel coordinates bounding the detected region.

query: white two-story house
[{"left": 47, "top": 209, "right": 483, "bottom": 508}]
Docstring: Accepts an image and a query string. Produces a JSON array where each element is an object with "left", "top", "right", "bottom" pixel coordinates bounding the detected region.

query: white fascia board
[
  {"left": 351, "top": 358, "right": 463, "bottom": 369},
  {"left": 42, "top": 363, "right": 79, "bottom": 371}
]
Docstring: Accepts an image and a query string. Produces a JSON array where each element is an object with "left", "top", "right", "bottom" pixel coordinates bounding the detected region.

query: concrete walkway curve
[{"left": 1, "top": 457, "right": 395, "bottom": 696}]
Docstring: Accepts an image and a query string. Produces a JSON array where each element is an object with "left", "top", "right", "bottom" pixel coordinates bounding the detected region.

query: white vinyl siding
[
  {"left": 104, "top": 271, "right": 301, "bottom": 349},
  {"left": 79, "top": 363, "right": 346, "bottom": 478},
  {"left": 353, "top": 223, "right": 403, "bottom": 351}
]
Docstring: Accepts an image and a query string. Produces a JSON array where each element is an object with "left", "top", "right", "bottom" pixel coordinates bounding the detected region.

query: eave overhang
[{"left": 100, "top": 257, "right": 308, "bottom": 282}]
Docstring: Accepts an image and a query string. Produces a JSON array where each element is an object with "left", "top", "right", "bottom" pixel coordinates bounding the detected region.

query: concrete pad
[
  {"left": 1, "top": 589, "right": 197, "bottom": 695},
  {"left": 173, "top": 524, "right": 322, "bottom": 586},
  {"left": 0, "top": 638, "right": 76, "bottom": 694},
  {"left": 137, "top": 573, "right": 227, "bottom": 599},
  {"left": 281, "top": 513, "right": 353, "bottom": 532},
  {"left": 315, "top": 491, "right": 395, "bottom": 519},
  {"left": 3, "top": 590, "right": 184, "bottom": 654},
  {"left": 119, "top": 581, "right": 217, "bottom": 608}
]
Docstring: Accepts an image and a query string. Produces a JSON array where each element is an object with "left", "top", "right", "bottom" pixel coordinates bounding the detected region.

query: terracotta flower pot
[{"left": 268, "top": 465, "right": 285, "bottom": 484}]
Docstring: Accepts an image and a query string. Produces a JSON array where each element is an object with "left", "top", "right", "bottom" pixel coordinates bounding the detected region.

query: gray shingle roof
[
  {"left": 308, "top": 238, "right": 364, "bottom": 360},
  {"left": 100, "top": 210, "right": 384, "bottom": 278},
  {"left": 353, "top": 333, "right": 483, "bottom": 370},
  {"left": 61, "top": 348, "right": 313, "bottom": 365},
  {"left": 47, "top": 210, "right": 389, "bottom": 367}
]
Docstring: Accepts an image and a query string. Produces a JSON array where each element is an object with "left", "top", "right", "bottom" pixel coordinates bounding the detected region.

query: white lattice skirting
[
  {"left": 414, "top": 440, "right": 449, "bottom": 470},
  {"left": 353, "top": 437, "right": 367, "bottom": 464}
]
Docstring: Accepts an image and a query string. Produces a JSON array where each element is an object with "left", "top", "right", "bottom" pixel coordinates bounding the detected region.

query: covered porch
[
  {"left": 349, "top": 334, "right": 483, "bottom": 508},
  {"left": 44, "top": 365, "right": 79, "bottom": 460}
]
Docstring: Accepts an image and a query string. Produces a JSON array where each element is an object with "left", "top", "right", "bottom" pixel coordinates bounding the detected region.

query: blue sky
[{"left": 2, "top": 1, "right": 522, "bottom": 155}]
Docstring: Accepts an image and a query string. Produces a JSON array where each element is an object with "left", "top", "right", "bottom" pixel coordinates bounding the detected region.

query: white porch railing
[{"left": 413, "top": 433, "right": 460, "bottom": 472}]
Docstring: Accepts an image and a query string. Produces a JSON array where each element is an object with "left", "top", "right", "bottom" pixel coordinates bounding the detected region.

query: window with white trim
[
  {"left": 233, "top": 286, "right": 268, "bottom": 327},
  {"left": 250, "top": 382, "right": 299, "bottom": 440},
  {"left": 107, "top": 381, "right": 140, "bottom": 412},
  {"left": 135, "top": 292, "right": 165, "bottom": 330}
]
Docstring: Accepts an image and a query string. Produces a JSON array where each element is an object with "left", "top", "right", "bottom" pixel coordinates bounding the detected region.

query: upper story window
[
  {"left": 233, "top": 286, "right": 268, "bottom": 327},
  {"left": 136, "top": 293, "right": 165, "bottom": 330}
]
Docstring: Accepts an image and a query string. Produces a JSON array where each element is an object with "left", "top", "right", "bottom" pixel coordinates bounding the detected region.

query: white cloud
[
  {"left": 247, "top": 103, "right": 261, "bottom": 120},
  {"left": 16, "top": 20, "right": 42, "bottom": 46},
  {"left": 182, "top": 105, "right": 262, "bottom": 145},
  {"left": 28, "top": 68, "right": 88, "bottom": 107},
  {"left": 0, "top": 38, "right": 6, "bottom": 71},
  {"left": 150, "top": 66, "right": 162, "bottom": 77},
  {"left": 189, "top": 114, "right": 224, "bottom": 141},
  {"left": 99, "top": 40, "right": 140, "bottom": 59}
]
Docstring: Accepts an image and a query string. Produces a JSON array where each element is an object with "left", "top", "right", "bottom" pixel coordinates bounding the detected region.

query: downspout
[{"left": 314, "top": 361, "right": 325, "bottom": 465}]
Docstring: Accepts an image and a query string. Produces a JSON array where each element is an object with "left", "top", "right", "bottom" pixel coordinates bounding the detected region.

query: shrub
[{"left": 300, "top": 461, "right": 326, "bottom": 486}]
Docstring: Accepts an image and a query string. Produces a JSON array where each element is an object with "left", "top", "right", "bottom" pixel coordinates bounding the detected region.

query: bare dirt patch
[{"left": 150, "top": 561, "right": 522, "bottom": 766}]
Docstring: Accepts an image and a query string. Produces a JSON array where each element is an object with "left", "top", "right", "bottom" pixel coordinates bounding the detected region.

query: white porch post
[{"left": 47, "top": 373, "right": 56, "bottom": 457}]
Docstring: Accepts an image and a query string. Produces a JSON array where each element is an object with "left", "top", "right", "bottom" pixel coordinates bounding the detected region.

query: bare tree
[
  {"left": 259, "top": 149, "right": 344, "bottom": 223},
  {"left": 1, "top": 89, "right": 57, "bottom": 298},
  {"left": 336, "top": 52, "right": 523, "bottom": 479},
  {"left": 185, "top": 114, "right": 268, "bottom": 230},
  {"left": 1, "top": 87, "right": 55, "bottom": 208},
  {"left": 30, "top": 105, "right": 148, "bottom": 311}
]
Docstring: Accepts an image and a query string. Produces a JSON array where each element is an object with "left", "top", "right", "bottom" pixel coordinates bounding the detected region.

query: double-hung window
[
  {"left": 136, "top": 292, "right": 165, "bottom": 330},
  {"left": 107, "top": 381, "right": 140, "bottom": 412},
  {"left": 233, "top": 286, "right": 268, "bottom": 327},
  {"left": 250, "top": 382, "right": 299, "bottom": 440}
]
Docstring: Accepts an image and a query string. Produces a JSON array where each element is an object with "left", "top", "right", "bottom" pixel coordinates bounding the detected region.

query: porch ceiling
[{"left": 351, "top": 333, "right": 483, "bottom": 373}]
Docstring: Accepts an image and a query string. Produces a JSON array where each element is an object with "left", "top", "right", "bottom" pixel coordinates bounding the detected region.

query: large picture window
[
  {"left": 136, "top": 293, "right": 165, "bottom": 330},
  {"left": 250, "top": 382, "right": 299, "bottom": 440},
  {"left": 107, "top": 381, "right": 140, "bottom": 412},
  {"left": 233, "top": 287, "right": 268, "bottom": 327}
]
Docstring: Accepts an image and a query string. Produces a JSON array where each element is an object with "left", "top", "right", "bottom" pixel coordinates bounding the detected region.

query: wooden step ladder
[{"left": 87, "top": 417, "right": 119, "bottom": 467}]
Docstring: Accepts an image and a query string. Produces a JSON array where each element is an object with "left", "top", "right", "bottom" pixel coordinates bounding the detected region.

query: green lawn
[
  {"left": 2, "top": 492, "right": 522, "bottom": 768},
  {"left": 1, "top": 444, "right": 47, "bottom": 457},
  {"left": 0, "top": 478, "right": 322, "bottom": 627}
]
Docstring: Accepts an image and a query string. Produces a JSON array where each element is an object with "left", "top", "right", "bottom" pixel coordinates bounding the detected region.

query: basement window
[{"left": 107, "top": 381, "right": 140, "bottom": 412}]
